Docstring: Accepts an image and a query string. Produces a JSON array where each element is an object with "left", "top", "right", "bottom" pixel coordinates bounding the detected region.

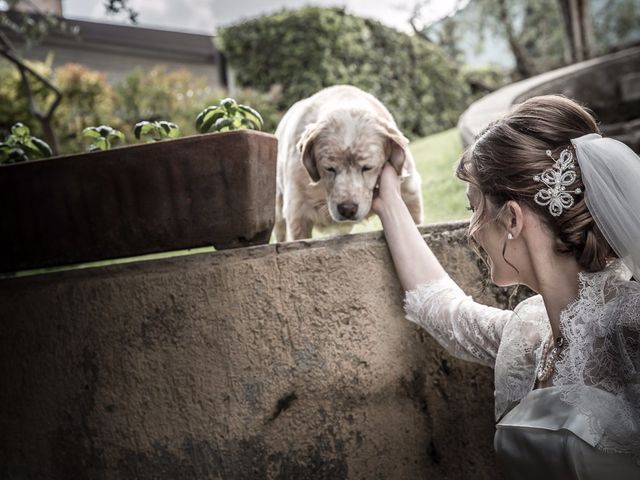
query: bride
[{"left": 372, "top": 95, "right": 640, "bottom": 479}]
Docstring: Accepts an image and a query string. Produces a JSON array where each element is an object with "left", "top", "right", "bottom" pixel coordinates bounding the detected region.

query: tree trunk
[
  {"left": 557, "top": 0, "right": 592, "bottom": 63},
  {"left": 497, "top": 0, "right": 535, "bottom": 78}
]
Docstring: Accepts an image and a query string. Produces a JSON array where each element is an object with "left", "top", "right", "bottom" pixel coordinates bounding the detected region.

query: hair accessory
[{"left": 533, "top": 147, "right": 582, "bottom": 217}]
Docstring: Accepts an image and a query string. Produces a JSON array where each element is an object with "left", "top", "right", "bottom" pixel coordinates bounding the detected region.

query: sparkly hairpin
[{"left": 533, "top": 147, "right": 582, "bottom": 217}]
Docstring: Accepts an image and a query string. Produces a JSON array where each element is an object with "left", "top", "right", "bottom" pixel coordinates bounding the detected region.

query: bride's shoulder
[{"left": 513, "top": 293, "right": 545, "bottom": 317}]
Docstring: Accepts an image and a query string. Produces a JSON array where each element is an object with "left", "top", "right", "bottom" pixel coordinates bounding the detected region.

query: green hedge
[{"left": 219, "top": 7, "right": 470, "bottom": 138}]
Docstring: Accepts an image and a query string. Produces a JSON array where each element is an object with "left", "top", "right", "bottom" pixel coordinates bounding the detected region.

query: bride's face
[{"left": 466, "top": 184, "right": 520, "bottom": 287}]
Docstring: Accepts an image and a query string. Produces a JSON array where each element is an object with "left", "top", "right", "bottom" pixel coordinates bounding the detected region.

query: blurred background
[{"left": 1, "top": 0, "right": 639, "bottom": 226}]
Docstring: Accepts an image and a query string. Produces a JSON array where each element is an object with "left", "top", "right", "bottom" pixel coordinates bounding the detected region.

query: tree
[
  {"left": 0, "top": 0, "right": 138, "bottom": 154},
  {"left": 557, "top": 0, "right": 592, "bottom": 63},
  {"left": 409, "top": 0, "right": 468, "bottom": 62},
  {"left": 591, "top": 0, "right": 640, "bottom": 52},
  {"left": 410, "top": 0, "right": 597, "bottom": 80},
  {"left": 410, "top": 0, "right": 547, "bottom": 78}
]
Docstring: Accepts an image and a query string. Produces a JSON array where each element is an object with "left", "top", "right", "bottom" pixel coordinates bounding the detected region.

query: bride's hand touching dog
[{"left": 372, "top": 162, "right": 404, "bottom": 219}]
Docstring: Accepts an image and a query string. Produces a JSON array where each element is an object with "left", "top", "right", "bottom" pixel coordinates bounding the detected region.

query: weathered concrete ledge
[
  {"left": 458, "top": 46, "right": 640, "bottom": 149},
  {"left": 0, "top": 222, "right": 517, "bottom": 479}
]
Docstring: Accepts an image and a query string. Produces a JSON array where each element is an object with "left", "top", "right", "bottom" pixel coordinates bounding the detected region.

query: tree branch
[{"left": 0, "top": 29, "right": 61, "bottom": 153}]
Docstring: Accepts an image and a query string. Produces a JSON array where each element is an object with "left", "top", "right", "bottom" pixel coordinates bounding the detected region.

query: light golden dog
[{"left": 275, "top": 85, "right": 423, "bottom": 241}]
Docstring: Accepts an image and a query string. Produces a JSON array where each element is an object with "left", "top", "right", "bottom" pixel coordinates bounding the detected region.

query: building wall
[
  {"left": 18, "top": 41, "right": 223, "bottom": 86},
  {"left": 13, "top": 0, "right": 62, "bottom": 15},
  {"left": 0, "top": 223, "right": 515, "bottom": 479}
]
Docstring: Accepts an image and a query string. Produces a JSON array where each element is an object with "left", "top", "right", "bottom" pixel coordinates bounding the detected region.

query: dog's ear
[
  {"left": 381, "top": 121, "right": 410, "bottom": 177},
  {"left": 297, "top": 122, "right": 324, "bottom": 183}
]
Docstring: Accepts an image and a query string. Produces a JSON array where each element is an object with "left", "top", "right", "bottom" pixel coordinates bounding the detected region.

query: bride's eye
[{"left": 466, "top": 205, "right": 475, "bottom": 213}]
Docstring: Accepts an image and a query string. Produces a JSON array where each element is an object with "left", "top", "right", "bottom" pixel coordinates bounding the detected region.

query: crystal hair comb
[{"left": 533, "top": 147, "right": 582, "bottom": 217}]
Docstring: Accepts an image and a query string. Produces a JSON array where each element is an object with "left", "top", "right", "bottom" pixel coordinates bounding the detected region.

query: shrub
[
  {"left": 53, "top": 63, "right": 118, "bottom": 153},
  {"left": 219, "top": 7, "right": 471, "bottom": 138},
  {"left": 114, "top": 66, "right": 206, "bottom": 138},
  {"left": 114, "top": 66, "right": 282, "bottom": 136},
  {"left": 0, "top": 60, "right": 117, "bottom": 155},
  {"left": 0, "top": 61, "right": 283, "bottom": 155},
  {"left": 0, "top": 57, "right": 55, "bottom": 139}
]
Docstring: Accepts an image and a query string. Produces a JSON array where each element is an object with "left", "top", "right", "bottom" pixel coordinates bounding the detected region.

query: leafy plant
[
  {"left": 134, "top": 120, "right": 181, "bottom": 142},
  {"left": 0, "top": 122, "right": 52, "bottom": 164},
  {"left": 82, "top": 125, "right": 125, "bottom": 151},
  {"left": 195, "top": 98, "right": 264, "bottom": 133}
]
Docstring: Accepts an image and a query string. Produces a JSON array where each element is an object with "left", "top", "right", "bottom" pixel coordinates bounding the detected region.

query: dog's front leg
[
  {"left": 401, "top": 184, "right": 424, "bottom": 226},
  {"left": 287, "top": 216, "right": 314, "bottom": 241},
  {"left": 274, "top": 191, "right": 287, "bottom": 243}
]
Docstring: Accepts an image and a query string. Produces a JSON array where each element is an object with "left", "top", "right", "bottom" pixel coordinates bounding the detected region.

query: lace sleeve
[{"left": 403, "top": 276, "right": 515, "bottom": 368}]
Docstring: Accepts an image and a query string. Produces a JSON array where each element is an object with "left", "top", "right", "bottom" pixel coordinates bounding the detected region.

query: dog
[{"left": 274, "top": 85, "right": 423, "bottom": 241}]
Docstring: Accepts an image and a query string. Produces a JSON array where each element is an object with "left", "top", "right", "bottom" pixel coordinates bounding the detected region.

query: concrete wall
[{"left": 0, "top": 222, "right": 518, "bottom": 479}]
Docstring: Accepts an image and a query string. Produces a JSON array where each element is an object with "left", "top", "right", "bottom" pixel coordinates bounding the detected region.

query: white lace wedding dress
[{"left": 403, "top": 259, "right": 640, "bottom": 479}]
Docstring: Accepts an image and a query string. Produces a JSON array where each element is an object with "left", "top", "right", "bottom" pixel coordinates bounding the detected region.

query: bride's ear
[{"left": 506, "top": 200, "right": 524, "bottom": 239}]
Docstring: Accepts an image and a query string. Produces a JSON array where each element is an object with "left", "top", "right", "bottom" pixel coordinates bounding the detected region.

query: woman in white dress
[{"left": 372, "top": 95, "right": 640, "bottom": 479}]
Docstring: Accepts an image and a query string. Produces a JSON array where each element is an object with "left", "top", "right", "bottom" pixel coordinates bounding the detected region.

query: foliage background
[
  {"left": 219, "top": 7, "right": 474, "bottom": 140},
  {"left": 0, "top": 60, "right": 283, "bottom": 155}
]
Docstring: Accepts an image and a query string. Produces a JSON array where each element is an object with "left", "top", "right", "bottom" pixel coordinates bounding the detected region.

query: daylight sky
[{"left": 62, "top": 0, "right": 463, "bottom": 34}]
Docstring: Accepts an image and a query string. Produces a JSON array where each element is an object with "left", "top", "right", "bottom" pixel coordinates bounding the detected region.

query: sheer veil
[{"left": 571, "top": 133, "right": 640, "bottom": 280}]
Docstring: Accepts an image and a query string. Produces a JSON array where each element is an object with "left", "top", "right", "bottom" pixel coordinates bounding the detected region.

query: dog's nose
[{"left": 338, "top": 202, "right": 358, "bottom": 219}]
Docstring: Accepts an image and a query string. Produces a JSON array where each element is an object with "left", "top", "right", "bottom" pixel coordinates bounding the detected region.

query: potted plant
[
  {"left": 0, "top": 99, "right": 277, "bottom": 272},
  {"left": 0, "top": 123, "right": 52, "bottom": 164}
]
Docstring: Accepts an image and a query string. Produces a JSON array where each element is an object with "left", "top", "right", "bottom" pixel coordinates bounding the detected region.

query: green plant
[
  {"left": 134, "top": 120, "right": 181, "bottom": 142},
  {"left": 0, "top": 122, "right": 52, "bottom": 164},
  {"left": 53, "top": 63, "right": 119, "bottom": 153},
  {"left": 195, "top": 98, "right": 264, "bottom": 133},
  {"left": 82, "top": 125, "right": 125, "bottom": 151}
]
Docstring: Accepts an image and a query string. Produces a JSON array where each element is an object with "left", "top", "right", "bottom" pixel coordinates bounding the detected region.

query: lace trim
[{"left": 554, "top": 259, "right": 640, "bottom": 458}]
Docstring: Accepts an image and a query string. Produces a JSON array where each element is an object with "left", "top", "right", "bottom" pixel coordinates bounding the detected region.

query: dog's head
[{"left": 297, "top": 109, "right": 410, "bottom": 223}]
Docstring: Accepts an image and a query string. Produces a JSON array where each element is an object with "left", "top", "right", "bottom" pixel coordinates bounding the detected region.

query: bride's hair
[{"left": 456, "top": 94, "right": 617, "bottom": 272}]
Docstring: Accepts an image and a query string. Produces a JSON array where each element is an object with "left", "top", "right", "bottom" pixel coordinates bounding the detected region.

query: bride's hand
[{"left": 372, "top": 162, "right": 402, "bottom": 217}]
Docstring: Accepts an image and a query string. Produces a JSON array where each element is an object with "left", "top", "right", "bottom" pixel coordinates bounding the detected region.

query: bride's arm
[
  {"left": 372, "top": 163, "right": 447, "bottom": 291},
  {"left": 373, "top": 162, "right": 514, "bottom": 368}
]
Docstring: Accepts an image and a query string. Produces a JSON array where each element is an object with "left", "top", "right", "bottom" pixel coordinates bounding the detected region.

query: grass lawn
[
  {"left": 3, "top": 128, "right": 471, "bottom": 278},
  {"left": 412, "top": 127, "right": 471, "bottom": 224}
]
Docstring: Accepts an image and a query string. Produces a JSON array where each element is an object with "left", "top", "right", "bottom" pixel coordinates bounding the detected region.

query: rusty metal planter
[{"left": 0, "top": 129, "right": 277, "bottom": 272}]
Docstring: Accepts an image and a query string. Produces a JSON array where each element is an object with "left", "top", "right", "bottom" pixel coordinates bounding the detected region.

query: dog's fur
[{"left": 275, "top": 85, "right": 423, "bottom": 241}]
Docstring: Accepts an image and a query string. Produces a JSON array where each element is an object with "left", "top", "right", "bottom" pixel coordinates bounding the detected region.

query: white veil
[{"left": 571, "top": 133, "right": 640, "bottom": 281}]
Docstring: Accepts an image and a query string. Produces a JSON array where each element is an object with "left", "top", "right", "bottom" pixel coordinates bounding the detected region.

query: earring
[{"left": 507, "top": 233, "right": 513, "bottom": 240}]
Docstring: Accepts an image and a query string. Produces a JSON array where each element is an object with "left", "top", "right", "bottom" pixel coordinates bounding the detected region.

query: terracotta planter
[{"left": 0, "top": 129, "right": 277, "bottom": 272}]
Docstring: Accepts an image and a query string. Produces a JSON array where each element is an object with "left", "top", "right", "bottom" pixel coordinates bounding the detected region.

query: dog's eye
[
  {"left": 361, "top": 166, "right": 373, "bottom": 172},
  {"left": 324, "top": 167, "right": 336, "bottom": 173}
]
